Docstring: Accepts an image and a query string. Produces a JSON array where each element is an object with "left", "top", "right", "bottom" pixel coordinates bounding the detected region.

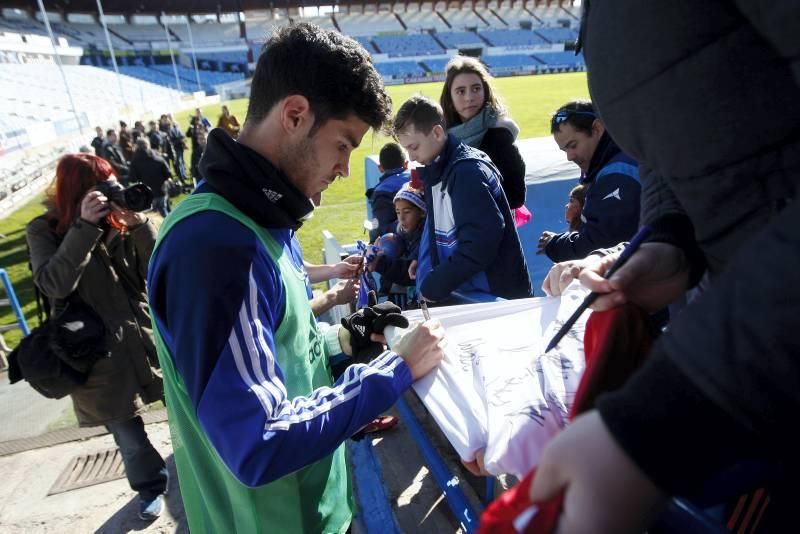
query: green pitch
[{"left": 0, "top": 72, "right": 587, "bottom": 350}]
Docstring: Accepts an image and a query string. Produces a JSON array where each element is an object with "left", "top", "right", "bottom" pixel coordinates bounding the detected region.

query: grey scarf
[{"left": 448, "top": 106, "right": 520, "bottom": 147}]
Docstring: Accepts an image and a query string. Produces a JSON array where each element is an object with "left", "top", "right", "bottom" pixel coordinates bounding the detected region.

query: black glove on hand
[{"left": 341, "top": 291, "right": 409, "bottom": 363}]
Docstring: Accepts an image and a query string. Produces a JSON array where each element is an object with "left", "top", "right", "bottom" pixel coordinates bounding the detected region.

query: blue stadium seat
[
  {"left": 372, "top": 34, "right": 444, "bottom": 57},
  {"left": 483, "top": 54, "right": 539, "bottom": 71},
  {"left": 354, "top": 36, "right": 377, "bottom": 53},
  {"left": 532, "top": 51, "right": 586, "bottom": 72},
  {"left": 479, "top": 29, "right": 548, "bottom": 47},
  {"left": 435, "top": 31, "right": 485, "bottom": 49},
  {"left": 374, "top": 61, "right": 425, "bottom": 78},
  {"left": 534, "top": 27, "right": 579, "bottom": 44},
  {"left": 420, "top": 58, "right": 450, "bottom": 73}
]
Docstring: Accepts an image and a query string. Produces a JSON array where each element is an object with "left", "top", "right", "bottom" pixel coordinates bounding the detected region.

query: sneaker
[{"left": 138, "top": 494, "right": 164, "bottom": 521}]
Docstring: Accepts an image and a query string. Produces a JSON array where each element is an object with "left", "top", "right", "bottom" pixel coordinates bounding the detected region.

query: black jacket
[
  {"left": 101, "top": 142, "right": 129, "bottom": 179},
  {"left": 544, "top": 133, "right": 641, "bottom": 262},
  {"left": 581, "top": 0, "right": 800, "bottom": 497},
  {"left": 91, "top": 136, "right": 104, "bottom": 157},
  {"left": 128, "top": 149, "right": 171, "bottom": 198},
  {"left": 478, "top": 128, "right": 526, "bottom": 209}
]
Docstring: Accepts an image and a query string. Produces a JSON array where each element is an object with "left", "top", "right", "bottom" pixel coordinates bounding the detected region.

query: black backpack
[{"left": 7, "top": 220, "right": 109, "bottom": 398}]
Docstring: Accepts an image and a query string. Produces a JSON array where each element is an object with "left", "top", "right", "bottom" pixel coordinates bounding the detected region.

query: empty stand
[
  {"left": 336, "top": 12, "right": 404, "bottom": 36},
  {"left": 354, "top": 36, "right": 377, "bottom": 53},
  {"left": 170, "top": 22, "right": 243, "bottom": 45},
  {"left": 480, "top": 29, "right": 547, "bottom": 47},
  {"left": 440, "top": 9, "right": 489, "bottom": 31},
  {"left": 0, "top": 63, "right": 181, "bottom": 135},
  {"left": 491, "top": 7, "right": 539, "bottom": 28},
  {"left": 483, "top": 54, "right": 539, "bottom": 71},
  {"left": 532, "top": 51, "right": 585, "bottom": 68},
  {"left": 534, "top": 27, "right": 578, "bottom": 44},
  {"left": 374, "top": 60, "right": 426, "bottom": 78},
  {"left": 531, "top": 5, "right": 573, "bottom": 27},
  {"left": 400, "top": 9, "right": 450, "bottom": 32},
  {"left": 435, "top": 31, "right": 485, "bottom": 49},
  {"left": 475, "top": 8, "right": 507, "bottom": 28},
  {"left": 419, "top": 57, "right": 450, "bottom": 73},
  {"left": 106, "top": 23, "right": 168, "bottom": 44},
  {"left": 372, "top": 33, "right": 444, "bottom": 56}
]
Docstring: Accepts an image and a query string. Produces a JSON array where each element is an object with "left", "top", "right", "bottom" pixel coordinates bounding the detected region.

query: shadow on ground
[{"left": 94, "top": 454, "right": 187, "bottom": 533}]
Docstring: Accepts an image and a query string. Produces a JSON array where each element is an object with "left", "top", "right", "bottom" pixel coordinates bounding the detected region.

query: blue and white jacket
[
  {"left": 416, "top": 134, "right": 531, "bottom": 302},
  {"left": 545, "top": 133, "right": 641, "bottom": 262},
  {"left": 148, "top": 130, "right": 412, "bottom": 486}
]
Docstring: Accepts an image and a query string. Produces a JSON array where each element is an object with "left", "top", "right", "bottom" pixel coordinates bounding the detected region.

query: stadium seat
[
  {"left": 435, "top": 31, "right": 486, "bottom": 49},
  {"left": 372, "top": 33, "right": 444, "bottom": 57},
  {"left": 479, "top": 29, "right": 548, "bottom": 47},
  {"left": 374, "top": 60, "right": 426, "bottom": 78}
]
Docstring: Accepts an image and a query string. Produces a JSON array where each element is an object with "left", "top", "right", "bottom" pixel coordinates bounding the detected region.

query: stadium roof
[{"left": 2, "top": 0, "right": 336, "bottom": 15}]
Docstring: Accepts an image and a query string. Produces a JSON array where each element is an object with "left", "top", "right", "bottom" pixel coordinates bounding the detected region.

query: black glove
[{"left": 341, "top": 291, "right": 409, "bottom": 363}]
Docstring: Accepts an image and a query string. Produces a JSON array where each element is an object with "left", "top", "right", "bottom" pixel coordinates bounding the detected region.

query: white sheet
[{"left": 385, "top": 282, "right": 590, "bottom": 478}]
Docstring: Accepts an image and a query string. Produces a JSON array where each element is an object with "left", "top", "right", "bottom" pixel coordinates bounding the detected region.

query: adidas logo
[
  {"left": 602, "top": 188, "right": 622, "bottom": 201},
  {"left": 262, "top": 188, "right": 283, "bottom": 203},
  {"left": 354, "top": 324, "right": 366, "bottom": 336}
]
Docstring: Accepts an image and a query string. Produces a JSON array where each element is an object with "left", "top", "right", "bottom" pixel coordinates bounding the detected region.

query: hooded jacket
[
  {"left": 577, "top": 1, "right": 800, "bottom": 498},
  {"left": 417, "top": 133, "right": 531, "bottom": 302}
]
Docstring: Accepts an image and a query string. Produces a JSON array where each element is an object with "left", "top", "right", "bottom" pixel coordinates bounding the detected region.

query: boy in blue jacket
[
  {"left": 366, "top": 142, "right": 410, "bottom": 242},
  {"left": 394, "top": 95, "right": 531, "bottom": 303}
]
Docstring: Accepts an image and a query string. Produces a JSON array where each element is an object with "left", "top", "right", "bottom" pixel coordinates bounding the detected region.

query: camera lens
[{"left": 123, "top": 183, "right": 153, "bottom": 212}]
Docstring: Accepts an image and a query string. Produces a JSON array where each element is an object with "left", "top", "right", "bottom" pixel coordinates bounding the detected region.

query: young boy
[
  {"left": 394, "top": 95, "right": 532, "bottom": 302},
  {"left": 367, "top": 142, "right": 410, "bottom": 242},
  {"left": 565, "top": 184, "right": 587, "bottom": 232},
  {"left": 370, "top": 183, "right": 427, "bottom": 294}
]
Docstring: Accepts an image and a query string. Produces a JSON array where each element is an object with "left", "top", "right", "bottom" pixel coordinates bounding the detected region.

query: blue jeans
[
  {"left": 152, "top": 196, "right": 169, "bottom": 218},
  {"left": 106, "top": 416, "right": 168, "bottom": 499}
]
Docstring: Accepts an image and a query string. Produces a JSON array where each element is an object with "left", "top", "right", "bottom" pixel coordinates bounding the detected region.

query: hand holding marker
[{"left": 544, "top": 226, "right": 652, "bottom": 353}]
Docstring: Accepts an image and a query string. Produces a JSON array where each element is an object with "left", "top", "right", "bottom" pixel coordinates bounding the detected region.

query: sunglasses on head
[{"left": 551, "top": 110, "right": 597, "bottom": 127}]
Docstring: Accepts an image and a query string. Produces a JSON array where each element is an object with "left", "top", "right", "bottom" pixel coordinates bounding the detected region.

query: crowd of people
[
  {"left": 85, "top": 106, "right": 241, "bottom": 217},
  {"left": 15, "top": 4, "right": 799, "bottom": 531}
]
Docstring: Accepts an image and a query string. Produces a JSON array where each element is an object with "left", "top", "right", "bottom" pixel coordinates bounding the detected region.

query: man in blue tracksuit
[
  {"left": 394, "top": 95, "right": 532, "bottom": 303},
  {"left": 538, "top": 100, "right": 641, "bottom": 262},
  {"left": 367, "top": 142, "right": 410, "bottom": 242},
  {"left": 146, "top": 25, "right": 445, "bottom": 533}
]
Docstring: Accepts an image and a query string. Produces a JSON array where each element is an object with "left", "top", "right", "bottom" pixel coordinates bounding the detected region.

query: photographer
[
  {"left": 25, "top": 153, "right": 167, "bottom": 521},
  {"left": 128, "top": 138, "right": 172, "bottom": 217}
]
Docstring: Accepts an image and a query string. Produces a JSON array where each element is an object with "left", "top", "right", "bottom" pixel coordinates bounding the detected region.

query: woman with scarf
[{"left": 440, "top": 57, "right": 527, "bottom": 213}]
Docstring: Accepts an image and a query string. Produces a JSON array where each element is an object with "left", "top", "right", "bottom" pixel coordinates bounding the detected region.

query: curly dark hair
[{"left": 246, "top": 23, "right": 392, "bottom": 135}]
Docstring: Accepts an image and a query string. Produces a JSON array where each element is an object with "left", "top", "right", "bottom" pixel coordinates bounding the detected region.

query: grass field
[{"left": 0, "top": 72, "right": 588, "bottom": 350}]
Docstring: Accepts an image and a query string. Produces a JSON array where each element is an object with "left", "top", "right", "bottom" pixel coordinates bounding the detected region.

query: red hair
[{"left": 47, "top": 153, "right": 114, "bottom": 235}]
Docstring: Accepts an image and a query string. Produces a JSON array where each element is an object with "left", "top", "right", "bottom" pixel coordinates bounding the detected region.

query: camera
[{"left": 95, "top": 181, "right": 153, "bottom": 212}]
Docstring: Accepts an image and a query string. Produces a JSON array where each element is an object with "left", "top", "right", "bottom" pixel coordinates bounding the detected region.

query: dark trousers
[
  {"left": 173, "top": 149, "right": 187, "bottom": 182},
  {"left": 152, "top": 196, "right": 169, "bottom": 218},
  {"left": 106, "top": 416, "right": 168, "bottom": 499}
]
